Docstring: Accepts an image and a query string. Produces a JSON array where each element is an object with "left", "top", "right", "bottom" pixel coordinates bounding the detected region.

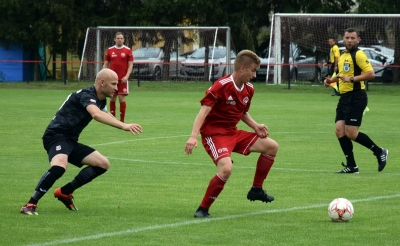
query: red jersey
[
  {"left": 200, "top": 75, "right": 254, "bottom": 136},
  {"left": 104, "top": 45, "right": 134, "bottom": 79}
]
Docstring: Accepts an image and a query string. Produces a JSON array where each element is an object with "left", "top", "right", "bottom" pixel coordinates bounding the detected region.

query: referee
[
  {"left": 326, "top": 38, "right": 340, "bottom": 96},
  {"left": 324, "top": 28, "right": 388, "bottom": 174}
]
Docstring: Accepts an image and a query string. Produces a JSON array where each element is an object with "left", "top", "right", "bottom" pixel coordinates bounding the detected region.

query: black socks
[
  {"left": 29, "top": 166, "right": 65, "bottom": 204},
  {"left": 338, "top": 136, "right": 356, "bottom": 167},
  {"left": 354, "top": 132, "right": 381, "bottom": 155},
  {"left": 61, "top": 166, "right": 107, "bottom": 194}
]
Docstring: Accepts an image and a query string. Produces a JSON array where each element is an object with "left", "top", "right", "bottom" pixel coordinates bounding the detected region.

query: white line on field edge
[
  {"left": 89, "top": 131, "right": 396, "bottom": 147},
  {"left": 105, "top": 156, "right": 400, "bottom": 176},
  {"left": 26, "top": 193, "right": 400, "bottom": 246},
  {"left": 90, "top": 135, "right": 189, "bottom": 147}
]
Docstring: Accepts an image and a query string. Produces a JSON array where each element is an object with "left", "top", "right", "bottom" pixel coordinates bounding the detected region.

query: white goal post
[
  {"left": 79, "top": 26, "right": 233, "bottom": 82},
  {"left": 269, "top": 13, "right": 400, "bottom": 84}
]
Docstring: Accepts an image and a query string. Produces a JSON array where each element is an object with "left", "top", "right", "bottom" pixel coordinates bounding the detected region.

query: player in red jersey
[
  {"left": 185, "top": 50, "right": 279, "bottom": 218},
  {"left": 103, "top": 32, "right": 134, "bottom": 122}
]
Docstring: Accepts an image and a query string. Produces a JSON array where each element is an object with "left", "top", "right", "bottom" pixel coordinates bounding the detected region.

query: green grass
[{"left": 0, "top": 81, "right": 399, "bottom": 246}]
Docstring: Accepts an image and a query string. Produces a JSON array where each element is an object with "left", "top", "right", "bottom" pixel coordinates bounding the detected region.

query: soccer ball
[{"left": 328, "top": 198, "right": 354, "bottom": 222}]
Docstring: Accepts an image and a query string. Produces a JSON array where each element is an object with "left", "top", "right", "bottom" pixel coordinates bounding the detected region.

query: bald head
[
  {"left": 95, "top": 68, "right": 118, "bottom": 85},
  {"left": 95, "top": 68, "right": 119, "bottom": 99}
]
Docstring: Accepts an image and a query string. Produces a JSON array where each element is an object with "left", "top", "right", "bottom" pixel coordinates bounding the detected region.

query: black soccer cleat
[
  {"left": 336, "top": 162, "right": 359, "bottom": 174},
  {"left": 194, "top": 207, "right": 211, "bottom": 218},
  {"left": 247, "top": 189, "right": 274, "bottom": 203},
  {"left": 376, "top": 148, "right": 388, "bottom": 172}
]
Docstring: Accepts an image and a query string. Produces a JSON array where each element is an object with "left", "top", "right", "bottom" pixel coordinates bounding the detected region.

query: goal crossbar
[{"left": 79, "top": 26, "right": 232, "bottom": 82}]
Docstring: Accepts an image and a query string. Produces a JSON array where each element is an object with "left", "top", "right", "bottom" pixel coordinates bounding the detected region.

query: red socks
[
  {"left": 109, "top": 101, "right": 126, "bottom": 122},
  {"left": 198, "top": 154, "right": 275, "bottom": 210},
  {"left": 200, "top": 174, "right": 226, "bottom": 209},
  {"left": 110, "top": 101, "right": 116, "bottom": 117},
  {"left": 252, "top": 154, "right": 275, "bottom": 188},
  {"left": 120, "top": 101, "right": 126, "bottom": 122}
]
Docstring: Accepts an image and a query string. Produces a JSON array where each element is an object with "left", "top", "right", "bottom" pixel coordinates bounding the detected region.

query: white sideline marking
[
  {"left": 106, "top": 156, "right": 400, "bottom": 176},
  {"left": 106, "top": 156, "right": 332, "bottom": 172},
  {"left": 91, "top": 135, "right": 188, "bottom": 147},
  {"left": 90, "top": 131, "right": 396, "bottom": 147},
  {"left": 27, "top": 193, "right": 400, "bottom": 246}
]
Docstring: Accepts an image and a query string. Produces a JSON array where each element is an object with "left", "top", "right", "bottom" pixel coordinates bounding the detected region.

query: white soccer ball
[{"left": 328, "top": 198, "right": 354, "bottom": 222}]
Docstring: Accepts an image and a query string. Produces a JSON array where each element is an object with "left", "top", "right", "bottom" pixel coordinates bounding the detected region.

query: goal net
[
  {"left": 79, "top": 26, "right": 233, "bottom": 82},
  {"left": 268, "top": 14, "right": 400, "bottom": 84}
]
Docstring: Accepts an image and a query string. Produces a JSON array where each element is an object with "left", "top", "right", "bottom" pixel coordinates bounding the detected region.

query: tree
[
  {"left": 0, "top": 0, "right": 52, "bottom": 80},
  {"left": 299, "top": 0, "right": 356, "bottom": 13},
  {"left": 189, "top": 0, "right": 272, "bottom": 52},
  {"left": 271, "top": 0, "right": 355, "bottom": 80},
  {"left": 124, "top": 0, "right": 198, "bottom": 79},
  {"left": 356, "top": 0, "right": 400, "bottom": 83},
  {"left": 0, "top": 0, "right": 112, "bottom": 81}
]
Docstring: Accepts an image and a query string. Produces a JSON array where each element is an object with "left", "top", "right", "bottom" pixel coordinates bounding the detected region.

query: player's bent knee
[
  {"left": 272, "top": 141, "right": 279, "bottom": 153},
  {"left": 98, "top": 157, "right": 110, "bottom": 170},
  {"left": 83, "top": 152, "right": 110, "bottom": 169},
  {"left": 221, "top": 166, "right": 232, "bottom": 175},
  {"left": 216, "top": 158, "right": 233, "bottom": 179},
  {"left": 218, "top": 168, "right": 232, "bottom": 180},
  {"left": 50, "top": 154, "right": 69, "bottom": 169},
  {"left": 263, "top": 138, "right": 279, "bottom": 154}
]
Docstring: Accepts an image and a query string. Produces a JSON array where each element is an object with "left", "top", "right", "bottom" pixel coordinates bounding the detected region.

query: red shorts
[
  {"left": 201, "top": 130, "right": 259, "bottom": 164},
  {"left": 113, "top": 80, "right": 129, "bottom": 96}
]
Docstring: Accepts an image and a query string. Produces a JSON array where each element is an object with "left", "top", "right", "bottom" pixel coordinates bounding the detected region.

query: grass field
[{"left": 0, "top": 81, "right": 399, "bottom": 246}]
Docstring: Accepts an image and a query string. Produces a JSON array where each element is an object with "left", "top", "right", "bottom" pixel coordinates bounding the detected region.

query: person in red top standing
[
  {"left": 103, "top": 32, "right": 134, "bottom": 122},
  {"left": 185, "top": 50, "right": 279, "bottom": 218}
]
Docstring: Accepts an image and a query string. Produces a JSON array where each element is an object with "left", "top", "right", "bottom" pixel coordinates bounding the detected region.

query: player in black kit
[{"left": 20, "top": 68, "right": 142, "bottom": 215}]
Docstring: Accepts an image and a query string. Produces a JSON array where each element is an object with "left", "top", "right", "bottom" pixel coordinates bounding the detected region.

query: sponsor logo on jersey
[
  {"left": 111, "top": 52, "right": 117, "bottom": 57},
  {"left": 226, "top": 95, "right": 236, "bottom": 105}
]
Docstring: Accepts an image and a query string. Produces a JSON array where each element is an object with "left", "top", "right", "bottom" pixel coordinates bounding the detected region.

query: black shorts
[
  {"left": 335, "top": 90, "right": 367, "bottom": 126},
  {"left": 328, "top": 63, "right": 335, "bottom": 75},
  {"left": 43, "top": 134, "right": 95, "bottom": 168}
]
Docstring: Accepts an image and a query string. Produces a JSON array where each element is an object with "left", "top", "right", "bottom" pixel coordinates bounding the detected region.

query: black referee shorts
[
  {"left": 335, "top": 90, "right": 367, "bottom": 126},
  {"left": 328, "top": 63, "right": 335, "bottom": 76}
]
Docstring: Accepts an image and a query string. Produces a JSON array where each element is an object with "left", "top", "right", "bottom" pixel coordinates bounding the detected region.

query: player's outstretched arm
[
  {"left": 121, "top": 123, "right": 142, "bottom": 135},
  {"left": 86, "top": 104, "right": 142, "bottom": 135}
]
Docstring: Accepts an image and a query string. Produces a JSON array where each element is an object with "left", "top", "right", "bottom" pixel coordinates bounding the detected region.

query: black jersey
[{"left": 43, "top": 86, "right": 107, "bottom": 141}]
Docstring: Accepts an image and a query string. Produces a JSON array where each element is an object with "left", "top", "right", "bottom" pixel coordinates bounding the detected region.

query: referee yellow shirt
[
  {"left": 337, "top": 49, "right": 373, "bottom": 94},
  {"left": 329, "top": 44, "right": 340, "bottom": 63}
]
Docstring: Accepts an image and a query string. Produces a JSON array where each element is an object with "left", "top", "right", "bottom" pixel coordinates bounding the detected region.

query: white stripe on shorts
[{"left": 205, "top": 136, "right": 218, "bottom": 161}]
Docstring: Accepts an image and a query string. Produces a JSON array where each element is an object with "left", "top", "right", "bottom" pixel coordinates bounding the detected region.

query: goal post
[
  {"left": 269, "top": 13, "right": 400, "bottom": 84},
  {"left": 78, "top": 26, "right": 232, "bottom": 82}
]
